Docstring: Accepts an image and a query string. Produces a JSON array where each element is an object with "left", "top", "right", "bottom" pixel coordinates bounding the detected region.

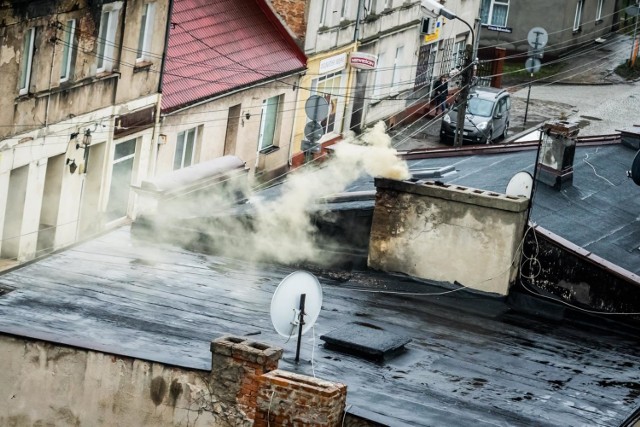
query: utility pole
[{"left": 454, "top": 44, "right": 473, "bottom": 147}]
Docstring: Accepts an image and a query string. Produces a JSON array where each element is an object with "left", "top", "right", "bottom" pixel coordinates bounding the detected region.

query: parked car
[{"left": 440, "top": 87, "right": 511, "bottom": 145}]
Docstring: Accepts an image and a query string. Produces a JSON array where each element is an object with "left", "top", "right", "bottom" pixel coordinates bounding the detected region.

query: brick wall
[
  {"left": 255, "top": 370, "right": 347, "bottom": 426},
  {"left": 210, "top": 336, "right": 283, "bottom": 425},
  {"left": 269, "top": 0, "right": 307, "bottom": 41}
]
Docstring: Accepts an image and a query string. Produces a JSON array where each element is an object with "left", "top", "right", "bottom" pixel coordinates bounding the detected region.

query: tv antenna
[{"left": 270, "top": 271, "right": 323, "bottom": 363}]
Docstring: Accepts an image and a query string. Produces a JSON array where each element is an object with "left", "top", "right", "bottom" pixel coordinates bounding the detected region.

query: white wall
[{"left": 157, "top": 77, "right": 300, "bottom": 177}]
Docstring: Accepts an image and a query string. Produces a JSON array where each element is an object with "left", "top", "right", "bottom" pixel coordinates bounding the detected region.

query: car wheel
[
  {"left": 440, "top": 135, "right": 453, "bottom": 146},
  {"left": 502, "top": 122, "right": 509, "bottom": 140},
  {"left": 486, "top": 129, "right": 493, "bottom": 144}
]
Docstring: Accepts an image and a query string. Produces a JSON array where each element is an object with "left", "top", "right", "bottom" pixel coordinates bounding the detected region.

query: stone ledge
[
  {"left": 374, "top": 178, "right": 529, "bottom": 213},
  {"left": 260, "top": 370, "right": 346, "bottom": 398}
]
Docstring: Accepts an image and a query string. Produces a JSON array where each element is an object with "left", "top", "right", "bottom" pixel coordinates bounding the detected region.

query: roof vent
[{"left": 320, "top": 322, "right": 411, "bottom": 362}]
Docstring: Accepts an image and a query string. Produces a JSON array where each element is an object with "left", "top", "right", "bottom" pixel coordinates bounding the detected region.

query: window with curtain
[{"left": 481, "top": 0, "right": 509, "bottom": 27}]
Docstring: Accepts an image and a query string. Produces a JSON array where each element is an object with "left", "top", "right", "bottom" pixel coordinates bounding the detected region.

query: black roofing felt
[{"left": 1, "top": 226, "right": 640, "bottom": 426}]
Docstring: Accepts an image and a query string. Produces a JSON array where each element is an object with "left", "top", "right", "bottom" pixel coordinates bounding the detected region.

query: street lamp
[{"left": 422, "top": 0, "right": 477, "bottom": 147}]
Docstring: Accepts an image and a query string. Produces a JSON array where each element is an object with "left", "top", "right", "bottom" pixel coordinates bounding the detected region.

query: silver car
[{"left": 440, "top": 87, "right": 511, "bottom": 145}]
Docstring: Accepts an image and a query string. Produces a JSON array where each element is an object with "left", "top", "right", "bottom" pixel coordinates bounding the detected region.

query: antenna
[
  {"left": 270, "top": 271, "right": 323, "bottom": 363},
  {"left": 506, "top": 171, "right": 534, "bottom": 198}
]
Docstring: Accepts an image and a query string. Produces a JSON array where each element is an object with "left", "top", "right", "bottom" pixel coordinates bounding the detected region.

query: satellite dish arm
[{"left": 295, "top": 294, "right": 307, "bottom": 363}]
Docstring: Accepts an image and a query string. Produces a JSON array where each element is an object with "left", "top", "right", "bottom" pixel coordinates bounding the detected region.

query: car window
[{"left": 466, "top": 98, "right": 494, "bottom": 117}]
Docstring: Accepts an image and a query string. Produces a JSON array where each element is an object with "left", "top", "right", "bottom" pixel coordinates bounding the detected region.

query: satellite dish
[
  {"left": 506, "top": 171, "right": 534, "bottom": 198},
  {"left": 630, "top": 150, "right": 640, "bottom": 185},
  {"left": 271, "top": 271, "right": 323, "bottom": 363},
  {"left": 271, "top": 271, "right": 323, "bottom": 338}
]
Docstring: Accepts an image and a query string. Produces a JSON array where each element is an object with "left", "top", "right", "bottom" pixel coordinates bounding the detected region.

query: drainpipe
[
  {"left": 353, "top": 0, "right": 364, "bottom": 42},
  {"left": 150, "top": 0, "right": 174, "bottom": 177}
]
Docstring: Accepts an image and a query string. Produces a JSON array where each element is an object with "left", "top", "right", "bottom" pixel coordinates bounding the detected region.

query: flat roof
[{"left": 1, "top": 225, "right": 639, "bottom": 426}]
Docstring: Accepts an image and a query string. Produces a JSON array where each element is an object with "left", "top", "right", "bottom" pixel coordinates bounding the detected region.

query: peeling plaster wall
[
  {"left": 0, "top": 334, "right": 357, "bottom": 427},
  {"left": 0, "top": 335, "right": 217, "bottom": 427},
  {"left": 369, "top": 179, "right": 529, "bottom": 295},
  {"left": 0, "top": 0, "right": 167, "bottom": 140}
]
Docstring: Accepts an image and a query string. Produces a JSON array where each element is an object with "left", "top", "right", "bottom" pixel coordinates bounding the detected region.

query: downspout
[
  {"left": 112, "top": 0, "right": 128, "bottom": 106},
  {"left": 150, "top": 0, "right": 174, "bottom": 177}
]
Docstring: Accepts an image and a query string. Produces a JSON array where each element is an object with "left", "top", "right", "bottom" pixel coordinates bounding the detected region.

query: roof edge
[
  {"left": 161, "top": 67, "right": 307, "bottom": 116},
  {"left": 255, "top": 0, "right": 307, "bottom": 65}
]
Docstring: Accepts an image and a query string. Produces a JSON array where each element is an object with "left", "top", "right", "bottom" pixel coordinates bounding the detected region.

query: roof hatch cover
[{"left": 320, "top": 322, "right": 411, "bottom": 362}]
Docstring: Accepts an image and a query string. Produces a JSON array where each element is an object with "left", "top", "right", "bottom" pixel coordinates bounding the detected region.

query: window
[
  {"left": 19, "top": 28, "right": 35, "bottom": 95},
  {"left": 391, "top": 46, "right": 404, "bottom": 92},
  {"left": 60, "top": 19, "right": 76, "bottom": 82},
  {"left": 174, "top": 128, "right": 197, "bottom": 170},
  {"left": 136, "top": 3, "right": 155, "bottom": 62},
  {"left": 372, "top": 52, "right": 385, "bottom": 98},
  {"left": 573, "top": 0, "right": 584, "bottom": 31},
  {"left": 452, "top": 40, "right": 466, "bottom": 70},
  {"left": 480, "top": 0, "right": 509, "bottom": 27},
  {"left": 596, "top": 0, "right": 604, "bottom": 21},
  {"left": 320, "top": 0, "right": 328, "bottom": 26},
  {"left": 97, "top": 2, "right": 122, "bottom": 73},
  {"left": 312, "top": 71, "right": 343, "bottom": 134},
  {"left": 258, "top": 95, "right": 282, "bottom": 151},
  {"left": 106, "top": 138, "right": 137, "bottom": 221},
  {"left": 340, "top": 0, "right": 349, "bottom": 20}
]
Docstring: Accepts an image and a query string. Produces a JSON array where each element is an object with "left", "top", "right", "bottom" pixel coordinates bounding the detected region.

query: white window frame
[
  {"left": 372, "top": 52, "right": 385, "bottom": 99},
  {"left": 97, "top": 2, "right": 122, "bottom": 73},
  {"left": 573, "top": 0, "right": 584, "bottom": 31},
  {"left": 311, "top": 71, "right": 344, "bottom": 134},
  {"left": 174, "top": 128, "right": 197, "bottom": 170},
  {"left": 320, "top": 0, "right": 328, "bottom": 26},
  {"left": 451, "top": 40, "right": 466, "bottom": 71},
  {"left": 481, "top": 0, "right": 509, "bottom": 27},
  {"left": 258, "top": 95, "right": 281, "bottom": 151},
  {"left": 340, "top": 0, "right": 350, "bottom": 20},
  {"left": 19, "top": 28, "right": 36, "bottom": 95},
  {"left": 60, "top": 19, "right": 76, "bottom": 82},
  {"left": 136, "top": 3, "right": 155, "bottom": 62},
  {"left": 391, "top": 46, "right": 404, "bottom": 93},
  {"left": 596, "top": 0, "right": 604, "bottom": 21}
]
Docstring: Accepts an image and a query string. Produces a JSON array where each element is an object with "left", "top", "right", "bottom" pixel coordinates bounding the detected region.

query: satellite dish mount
[{"left": 270, "top": 271, "right": 323, "bottom": 364}]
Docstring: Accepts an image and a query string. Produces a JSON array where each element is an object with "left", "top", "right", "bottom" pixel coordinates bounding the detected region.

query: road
[{"left": 392, "top": 79, "right": 640, "bottom": 150}]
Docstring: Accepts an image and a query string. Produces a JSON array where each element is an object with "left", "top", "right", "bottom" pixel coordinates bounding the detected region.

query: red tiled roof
[{"left": 161, "top": 0, "right": 306, "bottom": 112}]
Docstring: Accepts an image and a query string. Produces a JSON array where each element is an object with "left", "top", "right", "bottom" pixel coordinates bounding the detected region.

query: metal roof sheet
[{"left": 161, "top": 0, "right": 306, "bottom": 112}]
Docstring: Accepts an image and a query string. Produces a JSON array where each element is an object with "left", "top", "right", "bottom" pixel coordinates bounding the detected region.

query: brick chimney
[
  {"left": 255, "top": 370, "right": 347, "bottom": 426},
  {"left": 536, "top": 119, "right": 578, "bottom": 190},
  {"left": 210, "top": 336, "right": 283, "bottom": 425}
]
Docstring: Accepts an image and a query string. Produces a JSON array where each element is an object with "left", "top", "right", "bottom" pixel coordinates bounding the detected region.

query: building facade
[
  {"left": 478, "top": 0, "right": 618, "bottom": 56},
  {"left": 269, "top": 0, "right": 482, "bottom": 164},
  {"left": 156, "top": 0, "right": 306, "bottom": 181},
  {"left": 0, "top": 0, "right": 169, "bottom": 265}
]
